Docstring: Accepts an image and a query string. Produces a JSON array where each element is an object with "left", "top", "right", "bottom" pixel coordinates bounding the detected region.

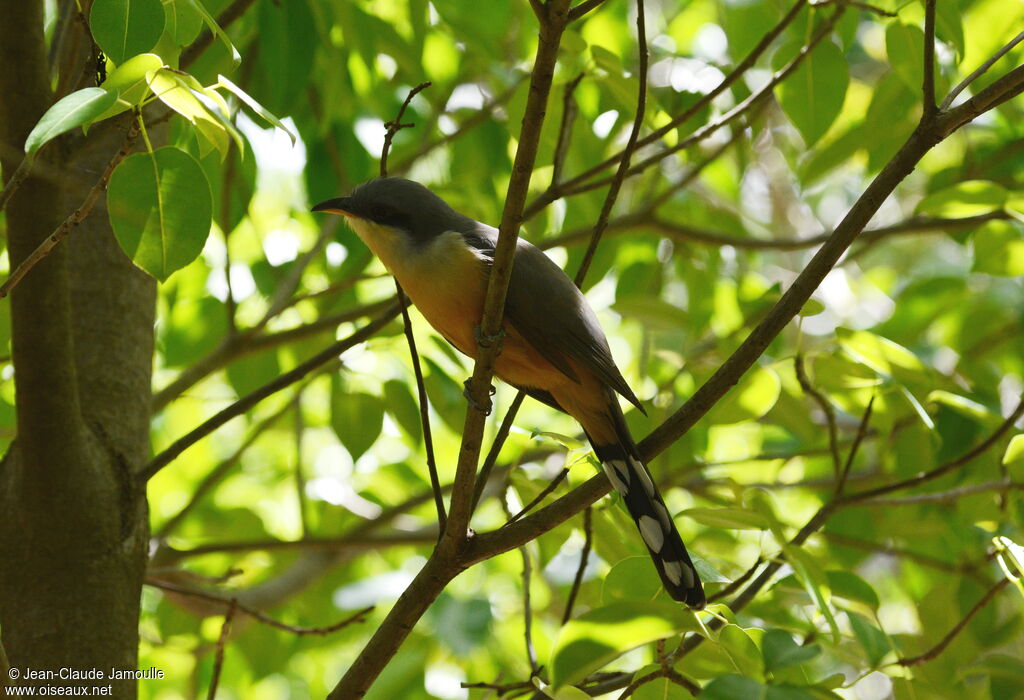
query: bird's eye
[{"left": 370, "top": 204, "right": 392, "bottom": 221}]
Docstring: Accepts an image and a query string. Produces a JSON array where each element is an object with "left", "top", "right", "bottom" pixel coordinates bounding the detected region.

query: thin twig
[
  {"left": 707, "top": 557, "right": 763, "bottom": 603},
  {"left": 0, "top": 122, "right": 138, "bottom": 299},
  {"left": 941, "top": 30, "right": 1024, "bottom": 110},
  {"left": 154, "top": 399, "right": 298, "bottom": 540},
  {"left": 794, "top": 355, "right": 841, "bottom": 477},
  {"left": 573, "top": 0, "right": 649, "bottom": 284},
  {"left": 379, "top": 82, "right": 431, "bottom": 177},
  {"left": 835, "top": 395, "right": 874, "bottom": 498},
  {"left": 472, "top": 392, "right": 527, "bottom": 511},
  {"left": 568, "top": 0, "right": 609, "bottom": 21},
  {"left": 562, "top": 506, "right": 593, "bottom": 624},
  {"left": 551, "top": 74, "right": 584, "bottom": 187},
  {"left": 922, "top": 0, "right": 937, "bottom": 116},
  {"left": 506, "top": 468, "right": 570, "bottom": 525},
  {"left": 141, "top": 303, "right": 402, "bottom": 481},
  {"left": 523, "top": 0, "right": 809, "bottom": 220},
  {"left": 148, "top": 580, "right": 373, "bottom": 636},
  {"left": 840, "top": 393, "right": 1024, "bottom": 504},
  {"left": 0, "top": 155, "right": 34, "bottom": 214},
  {"left": 897, "top": 578, "right": 1010, "bottom": 666},
  {"left": 206, "top": 599, "right": 237, "bottom": 700},
  {"left": 378, "top": 84, "right": 445, "bottom": 530},
  {"left": 618, "top": 666, "right": 700, "bottom": 698},
  {"left": 854, "top": 480, "right": 1024, "bottom": 507},
  {"left": 395, "top": 281, "right": 446, "bottom": 532}
]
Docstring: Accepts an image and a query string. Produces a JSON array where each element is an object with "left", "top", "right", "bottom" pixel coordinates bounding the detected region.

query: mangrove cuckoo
[{"left": 313, "top": 177, "right": 705, "bottom": 607}]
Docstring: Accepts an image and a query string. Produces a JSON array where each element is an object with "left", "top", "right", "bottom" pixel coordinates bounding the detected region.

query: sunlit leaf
[
  {"left": 89, "top": 0, "right": 165, "bottom": 64},
  {"left": 916, "top": 180, "right": 1008, "bottom": 218},
  {"left": 679, "top": 507, "right": 770, "bottom": 531},
  {"left": 107, "top": 146, "right": 212, "bottom": 281},
  {"left": 774, "top": 39, "right": 849, "bottom": 146},
  {"left": 708, "top": 367, "right": 782, "bottom": 425},
  {"left": 550, "top": 601, "right": 701, "bottom": 688},
  {"left": 94, "top": 53, "right": 163, "bottom": 121},
  {"left": 24, "top": 88, "right": 119, "bottom": 155},
  {"left": 847, "top": 612, "right": 892, "bottom": 667},
  {"left": 331, "top": 384, "right": 385, "bottom": 461},
  {"left": 216, "top": 74, "right": 297, "bottom": 145}
]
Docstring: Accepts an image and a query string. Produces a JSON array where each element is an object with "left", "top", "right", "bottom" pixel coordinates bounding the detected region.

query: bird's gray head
[{"left": 312, "top": 178, "right": 474, "bottom": 242}]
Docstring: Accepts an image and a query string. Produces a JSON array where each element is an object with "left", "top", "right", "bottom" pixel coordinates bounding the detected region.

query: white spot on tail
[
  {"left": 630, "top": 457, "right": 657, "bottom": 499},
  {"left": 638, "top": 515, "right": 665, "bottom": 552},
  {"left": 603, "top": 460, "right": 630, "bottom": 495},
  {"left": 655, "top": 501, "right": 674, "bottom": 530},
  {"left": 662, "top": 559, "right": 683, "bottom": 585}
]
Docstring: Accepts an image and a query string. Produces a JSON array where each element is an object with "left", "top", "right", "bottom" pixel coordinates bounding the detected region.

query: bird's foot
[
  {"left": 463, "top": 378, "right": 496, "bottom": 416},
  {"left": 474, "top": 325, "right": 505, "bottom": 351}
]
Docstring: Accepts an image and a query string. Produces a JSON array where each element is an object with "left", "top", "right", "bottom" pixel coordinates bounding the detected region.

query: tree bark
[{"left": 0, "top": 2, "right": 154, "bottom": 697}]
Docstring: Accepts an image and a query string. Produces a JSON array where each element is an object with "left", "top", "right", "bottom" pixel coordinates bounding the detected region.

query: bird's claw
[
  {"left": 474, "top": 325, "right": 505, "bottom": 351},
  {"left": 463, "top": 378, "right": 496, "bottom": 416}
]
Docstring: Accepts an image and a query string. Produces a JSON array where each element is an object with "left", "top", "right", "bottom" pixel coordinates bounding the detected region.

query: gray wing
[{"left": 464, "top": 224, "right": 644, "bottom": 413}]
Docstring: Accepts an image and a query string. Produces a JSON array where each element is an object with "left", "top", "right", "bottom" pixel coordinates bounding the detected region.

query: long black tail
[{"left": 590, "top": 411, "right": 705, "bottom": 608}]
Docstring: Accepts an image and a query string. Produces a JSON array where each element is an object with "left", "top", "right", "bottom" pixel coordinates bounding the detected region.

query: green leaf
[
  {"left": 956, "top": 653, "right": 1024, "bottom": 684},
  {"left": 916, "top": 180, "right": 1008, "bottom": 218},
  {"left": 836, "top": 328, "right": 928, "bottom": 386},
  {"left": 679, "top": 507, "right": 770, "bottom": 531},
  {"left": 708, "top": 367, "right": 781, "bottom": 425},
  {"left": 94, "top": 53, "right": 163, "bottom": 121},
  {"left": 825, "top": 571, "right": 879, "bottom": 611},
  {"left": 107, "top": 146, "right": 212, "bottom": 281},
  {"left": 180, "top": 0, "right": 240, "bottom": 65},
  {"left": 934, "top": 0, "right": 965, "bottom": 57},
  {"left": 331, "top": 385, "right": 385, "bottom": 461},
  {"left": 383, "top": 380, "right": 423, "bottom": 444},
  {"left": 147, "top": 67, "right": 239, "bottom": 158},
  {"left": 782, "top": 545, "right": 840, "bottom": 643},
  {"left": 847, "top": 612, "right": 892, "bottom": 667},
  {"left": 603, "top": 557, "right": 669, "bottom": 603},
  {"left": 550, "top": 601, "right": 701, "bottom": 688},
  {"left": 973, "top": 221, "right": 1024, "bottom": 277},
  {"left": 717, "top": 624, "right": 764, "bottom": 681},
  {"left": 1003, "top": 434, "right": 1024, "bottom": 467},
  {"left": 427, "top": 593, "right": 493, "bottom": 656},
  {"left": 24, "top": 88, "right": 119, "bottom": 155},
  {"left": 885, "top": 22, "right": 924, "bottom": 92},
  {"left": 216, "top": 74, "right": 297, "bottom": 145},
  {"left": 89, "top": 0, "right": 165, "bottom": 65},
  {"left": 774, "top": 39, "right": 849, "bottom": 146},
  {"left": 762, "top": 629, "right": 821, "bottom": 672},
  {"left": 701, "top": 675, "right": 822, "bottom": 700}
]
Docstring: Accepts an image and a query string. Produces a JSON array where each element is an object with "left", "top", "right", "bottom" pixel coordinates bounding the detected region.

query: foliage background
[{"left": 1, "top": 0, "right": 1023, "bottom": 698}]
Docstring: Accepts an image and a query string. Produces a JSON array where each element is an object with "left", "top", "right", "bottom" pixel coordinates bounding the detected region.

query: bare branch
[
  {"left": 380, "top": 82, "right": 432, "bottom": 177},
  {"left": 141, "top": 303, "right": 402, "bottom": 481},
  {"left": 568, "top": 0, "right": 609, "bottom": 22},
  {"left": 922, "top": 0, "right": 937, "bottom": 116},
  {"left": 0, "top": 122, "right": 138, "bottom": 299},
  {"left": 562, "top": 506, "right": 593, "bottom": 623},
  {"left": 897, "top": 578, "right": 1010, "bottom": 666},
  {"left": 206, "top": 599, "right": 237, "bottom": 700},
  {"left": 795, "top": 355, "right": 841, "bottom": 477},
  {"left": 941, "top": 30, "right": 1024, "bottom": 110},
  {"left": 148, "top": 580, "right": 373, "bottom": 636},
  {"left": 0, "top": 155, "right": 34, "bottom": 214},
  {"left": 840, "top": 393, "right": 1024, "bottom": 504},
  {"left": 573, "top": 0, "right": 649, "bottom": 284}
]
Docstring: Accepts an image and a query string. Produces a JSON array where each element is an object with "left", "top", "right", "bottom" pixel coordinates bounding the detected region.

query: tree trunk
[{"left": 0, "top": 2, "right": 154, "bottom": 697}]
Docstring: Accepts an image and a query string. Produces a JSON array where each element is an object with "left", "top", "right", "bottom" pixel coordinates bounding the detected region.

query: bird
[{"left": 313, "top": 177, "right": 705, "bottom": 608}]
